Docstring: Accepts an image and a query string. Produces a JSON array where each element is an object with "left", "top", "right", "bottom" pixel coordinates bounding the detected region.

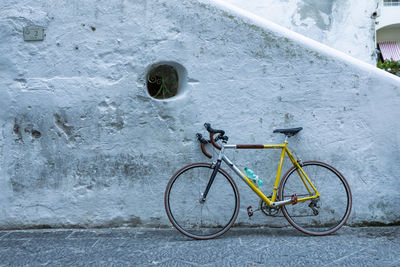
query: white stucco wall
[
  {"left": 376, "top": 3, "right": 400, "bottom": 30},
  {"left": 223, "top": 0, "right": 379, "bottom": 64},
  {"left": 0, "top": 0, "right": 399, "bottom": 229}
]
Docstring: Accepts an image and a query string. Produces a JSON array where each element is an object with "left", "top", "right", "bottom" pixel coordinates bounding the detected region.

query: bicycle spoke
[
  {"left": 180, "top": 202, "right": 201, "bottom": 224},
  {"left": 165, "top": 163, "right": 239, "bottom": 239},
  {"left": 279, "top": 161, "right": 351, "bottom": 235}
]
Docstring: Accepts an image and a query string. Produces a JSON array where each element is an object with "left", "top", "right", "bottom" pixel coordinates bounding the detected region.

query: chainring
[{"left": 259, "top": 199, "right": 281, "bottom": 217}]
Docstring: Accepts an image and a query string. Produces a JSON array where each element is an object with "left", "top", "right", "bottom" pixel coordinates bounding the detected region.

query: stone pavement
[{"left": 0, "top": 226, "right": 399, "bottom": 266}]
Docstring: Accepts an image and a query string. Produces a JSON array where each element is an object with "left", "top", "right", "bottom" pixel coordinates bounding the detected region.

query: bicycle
[{"left": 164, "top": 123, "right": 352, "bottom": 240}]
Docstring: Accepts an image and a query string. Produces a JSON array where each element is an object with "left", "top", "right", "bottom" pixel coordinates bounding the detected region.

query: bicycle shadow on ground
[{"left": 162, "top": 226, "right": 350, "bottom": 242}]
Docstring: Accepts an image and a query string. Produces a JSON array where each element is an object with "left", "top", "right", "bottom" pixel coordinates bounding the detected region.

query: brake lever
[
  {"left": 196, "top": 133, "right": 212, "bottom": 159},
  {"left": 196, "top": 133, "right": 209, "bottom": 144},
  {"left": 214, "top": 134, "right": 229, "bottom": 142},
  {"left": 220, "top": 135, "right": 229, "bottom": 142}
]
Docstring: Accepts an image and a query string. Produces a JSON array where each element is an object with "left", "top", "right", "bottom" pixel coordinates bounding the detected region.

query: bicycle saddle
[{"left": 273, "top": 127, "right": 303, "bottom": 136}]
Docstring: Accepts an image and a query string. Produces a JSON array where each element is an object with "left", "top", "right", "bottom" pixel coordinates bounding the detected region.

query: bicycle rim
[
  {"left": 165, "top": 163, "right": 240, "bottom": 240},
  {"left": 279, "top": 161, "right": 352, "bottom": 236}
]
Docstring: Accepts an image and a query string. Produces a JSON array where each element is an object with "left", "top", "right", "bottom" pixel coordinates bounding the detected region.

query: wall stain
[
  {"left": 10, "top": 153, "right": 152, "bottom": 193},
  {"left": 13, "top": 117, "right": 42, "bottom": 143},
  {"left": 284, "top": 113, "right": 294, "bottom": 123},
  {"left": 13, "top": 121, "right": 23, "bottom": 143},
  {"left": 73, "top": 154, "right": 150, "bottom": 190},
  {"left": 98, "top": 100, "right": 125, "bottom": 134},
  {"left": 54, "top": 113, "right": 76, "bottom": 143}
]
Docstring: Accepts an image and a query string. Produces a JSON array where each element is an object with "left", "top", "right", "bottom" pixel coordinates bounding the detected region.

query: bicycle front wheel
[
  {"left": 165, "top": 163, "right": 240, "bottom": 240},
  {"left": 279, "top": 161, "right": 352, "bottom": 236}
]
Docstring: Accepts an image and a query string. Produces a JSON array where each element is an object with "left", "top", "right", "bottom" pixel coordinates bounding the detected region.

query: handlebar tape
[
  {"left": 204, "top": 123, "right": 225, "bottom": 135},
  {"left": 196, "top": 133, "right": 212, "bottom": 158}
]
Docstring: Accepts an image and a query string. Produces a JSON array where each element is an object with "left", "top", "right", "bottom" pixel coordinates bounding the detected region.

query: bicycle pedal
[
  {"left": 291, "top": 194, "right": 298, "bottom": 205},
  {"left": 247, "top": 206, "right": 254, "bottom": 217}
]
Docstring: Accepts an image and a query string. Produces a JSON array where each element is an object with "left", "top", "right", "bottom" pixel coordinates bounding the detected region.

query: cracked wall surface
[{"left": 0, "top": 0, "right": 399, "bottom": 229}]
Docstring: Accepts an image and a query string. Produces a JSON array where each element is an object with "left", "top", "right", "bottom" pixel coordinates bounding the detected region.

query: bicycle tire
[
  {"left": 165, "top": 163, "right": 240, "bottom": 240},
  {"left": 279, "top": 161, "right": 352, "bottom": 236}
]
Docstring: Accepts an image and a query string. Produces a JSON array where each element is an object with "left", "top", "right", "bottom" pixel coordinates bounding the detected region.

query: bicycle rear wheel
[
  {"left": 279, "top": 161, "right": 352, "bottom": 236},
  {"left": 165, "top": 163, "right": 240, "bottom": 240}
]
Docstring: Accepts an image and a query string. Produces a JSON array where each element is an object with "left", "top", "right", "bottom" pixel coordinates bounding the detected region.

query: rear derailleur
[{"left": 308, "top": 198, "right": 320, "bottom": 215}]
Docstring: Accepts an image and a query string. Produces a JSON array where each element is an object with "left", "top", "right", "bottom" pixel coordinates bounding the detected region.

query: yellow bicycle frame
[{"left": 226, "top": 142, "right": 320, "bottom": 207}]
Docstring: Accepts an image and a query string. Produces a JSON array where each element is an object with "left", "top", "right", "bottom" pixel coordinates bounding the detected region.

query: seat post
[{"left": 284, "top": 135, "right": 289, "bottom": 144}]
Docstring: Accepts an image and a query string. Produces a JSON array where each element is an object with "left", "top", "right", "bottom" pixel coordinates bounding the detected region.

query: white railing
[{"left": 384, "top": 0, "right": 400, "bottom": 6}]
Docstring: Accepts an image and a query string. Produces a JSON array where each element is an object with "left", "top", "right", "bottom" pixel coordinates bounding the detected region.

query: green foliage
[
  {"left": 147, "top": 65, "right": 178, "bottom": 99},
  {"left": 377, "top": 59, "right": 400, "bottom": 75}
]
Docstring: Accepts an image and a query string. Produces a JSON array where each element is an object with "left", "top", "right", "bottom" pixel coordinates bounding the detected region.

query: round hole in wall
[{"left": 146, "top": 62, "right": 186, "bottom": 100}]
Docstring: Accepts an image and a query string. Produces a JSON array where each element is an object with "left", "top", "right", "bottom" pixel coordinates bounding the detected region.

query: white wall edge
[{"left": 207, "top": 0, "right": 400, "bottom": 85}]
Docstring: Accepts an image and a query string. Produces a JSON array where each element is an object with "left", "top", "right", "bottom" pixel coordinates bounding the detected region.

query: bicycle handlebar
[
  {"left": 204, "top": 123, "right": 225, "bottom": 136},
  {"left": 196, "top": 133, "right": 212, "bottom": 159},
  {"left": 195, "top": 123, "right": 229, "bottom": 157},
  {"left": 209, "top": 132, "right": 222, "bottom": 150},
  {"left": 204, "top": 123, "right": 228, "bottom": 150}
]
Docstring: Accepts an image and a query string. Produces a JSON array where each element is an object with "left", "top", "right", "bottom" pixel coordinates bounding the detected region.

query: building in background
[{"left": 376, "top": 0, "right": 400, "bottom": 61}]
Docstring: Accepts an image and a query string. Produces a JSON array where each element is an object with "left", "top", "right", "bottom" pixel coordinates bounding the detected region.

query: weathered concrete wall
[
  {"left": 224, "top": 0, "right": 379, "bottom": 64},
  {"left": 0, "top": 0, "right": 399, "bottom": 229}
]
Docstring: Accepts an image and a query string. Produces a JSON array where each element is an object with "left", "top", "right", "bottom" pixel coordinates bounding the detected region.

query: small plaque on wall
[{"left": 23, "top": 26, "right": 45, "bottom": 41}]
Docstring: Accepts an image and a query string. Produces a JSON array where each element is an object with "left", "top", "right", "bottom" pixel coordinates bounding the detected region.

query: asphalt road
[{"left": 0, "top": 226, "right": 399, "bottom": 266}]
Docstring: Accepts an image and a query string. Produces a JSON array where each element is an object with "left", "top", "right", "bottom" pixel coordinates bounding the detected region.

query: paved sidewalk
[{"left": 0, "top": 226, "right": 399, "bottom": 266}]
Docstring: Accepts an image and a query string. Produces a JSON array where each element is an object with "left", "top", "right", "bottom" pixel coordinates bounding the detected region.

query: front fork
[{"left": 200, "top": 160, "right": 222, "bottom": 203}]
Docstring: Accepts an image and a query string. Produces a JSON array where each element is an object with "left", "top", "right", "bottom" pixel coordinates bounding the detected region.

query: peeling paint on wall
[
  {"left": 295, "top": 0, "right": 336, "bottom": 30},
  {"left": 224, "top": 0, "right": 379, "bottom": 64}
]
